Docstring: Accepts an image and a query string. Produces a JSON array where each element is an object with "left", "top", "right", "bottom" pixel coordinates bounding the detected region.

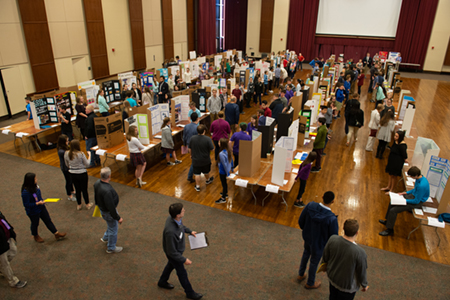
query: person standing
[
  {"left": 362, "top": 52, "right": 372, "bottom": 73},
  {"left": 224, "top": 96, "right": 240, "bottom": 134},
  {"left": 57, "top": 134, "right": 76, "bottom": 201},
  {"left": 210, "top": 111, "right": 231, "bottom": 163},
  {"left": 245, "top": 77, "right": 255, "bottom": 108},
  {"left": 232, "top": 83, "right": 243, "bottom": 114},
  {"left": 229, "top": 123, "right": 251, "bottom": 168},
  {"left": 206, "top": 88, "right": 221, "bottom": 122},
  {"left": 158, "top": 76, "right": 170, "bottom": 104},
  {"left": 0, "top": 211, "right": 27, "bottom": 288},
  {"left": 131, "top": 83, "right": 142, "bottom": 106},
  {"left": 297, "top": 191, "right": 338, "bottom": 289},
  {"left": 97, "top": 90, "right": 110, "bottom": 116},
  {"left": 94, "top": 167, "right": 123, "bottom": 253},
  {"left": 346, "top": 102, "right": 364, "bottom": 146},
  {"left": 274, "top": 65, "right": 281, "bottom": 88},
  {"left": 312, "top": 118, "right": 327, "bottom": 173},
  {"left": 375, "top": 111, "right": 396, "bottom": 159},
  {"left": 25, "top": 97, "right": 33, "bottom": 120},
  {"left": 75, "top": 96, "right": 87, "bottom": 139},
  {"left": 188, "top": 102, "right": 201, "bottom": 122},
  {"left": 322, "top": 219, "right": 369, "bottom": 299},
  {"left": 21, "top": 173, "right": 66, "bottom": 243},
  {"left": 126, "top": 125, "right": 147, "bottom": 187},
  {"left": 183, "top": 112, "right": 199, "bottom": 183},
  {"left": 58, "top": 105, "right": 73, "bottom": 141},
  {"left": 157, "top": 203, "right": 202, "bottom": 300},
  {"left": 189, "top": 125, "right": 215, "bottom": 192},
  {"left": 365, "top": 104, "right": 383, "bottom": 152},
  {"left": 219, "top": 87, "right": 228, "bottom": 110},
  {"left": 380, "top": 130, "right": 408, "bottom": 193},
  {"left": 161, "top": 117, "right": 182, "bottom": 166},
  {"left": 216, "top": 138, "right": 233, "bottom": 204},
  {"left": 84, "top": 105, "right": 101, "bottom": 167},
  {"left": 293, "top": 152, "right": 317, "bottom": 208}
]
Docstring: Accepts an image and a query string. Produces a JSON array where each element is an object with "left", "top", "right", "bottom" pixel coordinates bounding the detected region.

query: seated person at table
[
  {"left": 257, "top": 109, "right": 266, "bottom": 126},
  {"left": 379, "top": 166, "right": 430, "bottom": 236},
  {"left": 125, "top": 90, "right": 137, "bottom": 107},
  {"left": 188, "top": 102, "right": 201, "bottom": 122},
  {"left": 229, "top": 123, "right": 251, "bottom": 168},
  {"left": 261, "top": 100, "right": 272, "bottom": 117}
]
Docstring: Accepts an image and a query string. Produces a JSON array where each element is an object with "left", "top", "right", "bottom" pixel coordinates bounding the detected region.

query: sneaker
[
  {"left": 311, "top": 167, "right": 321, "bottom": 173},
  {"left": 294, "top": 201, "right": 305, "bottom": 208},
  {"left": 167, "top": 162, "right": 175, "bottom": 166},
  {"left": 206, "top": 176, "right": 214, "bottom": 184},
  {"left": 194, "top": 186, "right": 200, "bottom": 192},
  {"left": 106, "top": 246, "right": 123, "bottom": 253},
  {"left": 215, "top": 198, "right": 226, "bottom": 204},
  {"left": 174, "top": 160, "right": 182, "bottom": 164},
  {"left": 13, "top": 281, "right": 27, "bottom": 288},
  {"left": 220, "top": 192, "right": 229, "bottom": 198},
  {"left": 100, "top": 238, "right": 108, "bottom": 243}
]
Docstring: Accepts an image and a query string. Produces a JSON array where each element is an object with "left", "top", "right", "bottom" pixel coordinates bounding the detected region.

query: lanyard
[{"left": 1, "top": 219, "right": 11, "bottom": 230}]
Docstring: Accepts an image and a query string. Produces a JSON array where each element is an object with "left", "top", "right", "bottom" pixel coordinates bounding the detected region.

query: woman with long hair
[
  {"left": 376, "top": 111, "right": 396, "bottom": 159},
  {"left": 122, "top": 100, "right": 131, "bottom": 130},
  {"left": 293, "top": 151, "right": 317, "bottom": 208},
  {"left": 382, "top": 130, "right": 408, "bottom": 193},
  {"left": 75, "top": 96, "right": 87, "bottom": 138},
  {"left": 247, "top": 115, "right": 258, "bottom": 136},
  {"left": 161, "top": 117, "right": 181, "bottom": 166},
  {"left": 216, "top": 138, "right": 233, "bottom": 204},
  {"left": 97, "top": 89, "right": 109, "bottom": 117},
  {"left": 142, "top": 86, "right": 153, "bottom": 106},
  {"left": 21, "top": 173, "right": 66, "bottom": 243},
  {"left": 64, "top": 139, "right": 93, "bottom": 210},
  {"left": 57, "top": 134, "right": 75, "bottom": 201},
  {"left": 126, "top": 125, "right": 147, "bottom": 187}
]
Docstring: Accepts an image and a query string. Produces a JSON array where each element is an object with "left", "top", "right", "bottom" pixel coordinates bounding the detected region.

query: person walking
[
  {"left": 21, "top": 173, "right": 66, "bottom": 243},
  {"left": 311, "top": 118, "right": 327, "bottom": 172},
  {"left": 375, "top": 111, "right": 396, "bottom": 159},
  {"left": 0, "top": 211, "right": 27, "bottom": 288},
  {"left": 224, "top": 96, "right": 240, "bottom": 133},
  {"left": 216, "top": 138, "right": 233, "bottom": 204},
  {"left": 126, "top": 125, "right": 147, "bottom": 187},
  {"left": 189, "top": 125, "right": 215, "bottom": 192},
  {"left": 346, "top": 102, "right": 364, "bottom": 146},
  {"left": 297, "top": 191, "right": 338, "bottom": 289},
  {"left": 210, "top": 111, "right": 231, "bottom": 164},
  {"left": 57, "top": 134, "right": 76, "bottom": 201},
  {"left": 157, "top": 203, "right": 203, "bottom": 300},
  {"left": 366, "top": 104, "right": 383, "bottom": 152},
  {"left": 94, "top": 167, "right": 123, "bottom": 253},
  {"left": 321, "top": 219, "right": 369, "bottom": 299},
  {"left": 293, "top": 152, "right": 317, "bottom": 208},
  {"left": 206, "top": 88, "right": 221, "bottom": 122}
]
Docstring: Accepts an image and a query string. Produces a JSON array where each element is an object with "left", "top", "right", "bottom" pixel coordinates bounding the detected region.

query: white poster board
[
  {"left": 411, "top": 137, "right": 440, "bottom": 176},
  {"left": 399, "top": 96, "right": 414, "bottom": 120},
  {"left": 288, "top": 119, "right": 299, "bottom": 148},
  {"left": 197, "top": 56, "right": 206, "bottom": 64},
  {"left": 397, "top": 90, "right": 411, "bottom": 114},
  {"left": 189, "top": 51, "right": 197, "bottom": 59},
  {"left": 125, "top": 113, "right": 150, "bottom": 144},
  {"left": 201, "top": 78, "right": 215, "bottom": 88},
  {"left": 190, "top": 60, "right": 199, "bottom": 79},
  {"left": 275, "top": 136, "right": 295, "bottom": 172},
  {"left": 401, "top": 106, "right": 415, "bottom": 137},
  {"left": 272, "top": 146, "right": 287, "bottom": 186},
  {"left": 149, "top": 104, "right": 170, "bottom": 135},
  {"left": 214, "top": 55, "right": 223, "bottom": 70}
]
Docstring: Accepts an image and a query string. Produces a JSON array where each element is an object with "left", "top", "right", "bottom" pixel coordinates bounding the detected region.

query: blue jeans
[
  {"left": 187, "top": 163, "right": 194, "bottom": 180},
  {"left": 153, "top": 94, "right": 158, "bottom": 105},
  {"left": 85, "top": 137, "right": 100, "bottom": 166},
  {"left": 299, "top": 242, "right": 322, "bottom": 286},
  {"left": 101, "top": 210, "right": 119, "bottom": 251}
]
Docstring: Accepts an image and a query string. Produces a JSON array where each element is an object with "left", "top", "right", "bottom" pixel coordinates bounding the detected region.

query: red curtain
[
  {"left": 286, "top": 0, "right": 320, "bottom": 60},
  {"left": 394, "top": 0, "right": 438, "bottom": 68},
  {"left": 224, "top": 0, "right": 248, "bottom": 51},
  {"left": 197, "top": 0, "right": 216, "bottom": 55}
]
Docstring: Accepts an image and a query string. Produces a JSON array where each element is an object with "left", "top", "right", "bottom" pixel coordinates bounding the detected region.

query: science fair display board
[
  {"left": 78, "top": 80, "right": 98, "bottom": 105},
  {"left": 54, "top": 91, "right": 77, "bottom": 115},
  {"left": 140, "top": 72, "right": 154, "bottom": 89},
  {"left": 272, "top": 136, "right": 295, "bottom": 186},
  {"left": 30, "top": 97, "right": 59, "bottom": 129},
  {"left": 102, "top": 80, "right": 122, "bottom": 103},
  {"left": 149, "top": 104, "right": 170, "bottom": 135},
  {"left": 125, "top": 113, "right": 150, "bottom": 145},
  {"left": 426, "top": 156, "right": 450, "bottom": 215},
  {"left": 170, "top": 95, "right": 190, "bottom": 126},
  {"left": 239, "top": 134, "right": 262, "bottom": 178}
]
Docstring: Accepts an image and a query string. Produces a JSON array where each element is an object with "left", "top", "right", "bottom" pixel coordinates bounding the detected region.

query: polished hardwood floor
[{"left": 1, "top": 69, "right": 449, "bottom": 265}]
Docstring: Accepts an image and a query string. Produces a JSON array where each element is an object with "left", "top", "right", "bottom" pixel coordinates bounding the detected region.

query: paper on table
[
  {"left": 404, "top": 162, "right": 409, "bottom": 166},
  {"left": 2, "top": 129, "right": 10, "bottom": 135},
  {"left": 283, "top": 180, "right": 288, "bottom": 185},
  {"left": 311, "top": 136, "right": 316, "bottom": 140},
  {"left": 389, "top": 192, "right": 406, "bottom": 205},
  {"left": 422, "top": 207, "right": 437, "bottom": 214},
  {"left": 4, "top": 126, "right": 11, "bottom": 129},
  {"left": 266, "top": 184, "right": 280, "bottom": 193},
  {"left": 427, "top": 217, "right": 445, "bottom": 228},
  {"left": 16, "top": 132, "right": 28, "bottom": 138},
  {"left": 426, "top": 198, "right": 433, "bottom": 203},
  {"left": 154, "top": 135, "right": 162, "bottom": 139},
  {"left": 228, "top": 174, "right": 236, "bottom": 179},
  {"left": 51, "top": 124, "right": 58, "bottom": 128},
  {"left": 292, "top": 168, "right": 299, "bottom": 174},
  {"left": 177, "top": 124, "right": 186, "bottom": 127},
  {"left": 188, "top": 232, "right": 208, "bottom": 250},
  {"left": 304, "top": 139, "right": 310, "bottom": 145},
  {"left": 235, "top": 171, "right": 238, "bottom": 175},
  {"left": 116, "top": 154, "right": 127, "bottom": 161},
  {"left": 414, "top": 208, "right": 423, "bottom": 215},
  {"left": 235, "top": 179, "right": 248, "bottom": 188},
  {"left": 92, "top": 146, "right": 99, "bottom": 150},
  {"left": 44, "top": 198, "right": 60, "bottom": 203},
  {"left": 95, "top": 149, "right": 106, "bottom": 156}
]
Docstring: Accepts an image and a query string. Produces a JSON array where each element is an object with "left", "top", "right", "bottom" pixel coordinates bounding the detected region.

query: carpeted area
[{"left": 1, "top": 152, "right": 450, "bottom": 300}]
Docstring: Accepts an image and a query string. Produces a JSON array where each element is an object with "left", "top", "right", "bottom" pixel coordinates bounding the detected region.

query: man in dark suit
[
  {"left": 158, "top": 76, "right": 169, "bottom": 104},
  {"left": 362, "top": 53, "right": 372, "bottom": 72}
]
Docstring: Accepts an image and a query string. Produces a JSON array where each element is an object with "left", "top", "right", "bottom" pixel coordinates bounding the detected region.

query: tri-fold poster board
[
  {"left": 239, "top": 134, "right": 262, "bottom": 177},
  {"left": 149, "top": 104, "right": 170, "bottom": 135},
  {"left": 271, "top": 136, "right": 295, "bottom": 186},
  {"left": 171, "top": 95, "right": 190, "bottom": 126},
  {"left": 30, "top": 97, "right": 59, "bottom": 128},
  {"left": 426, "top": 156, "right": 450, "bottom": 215},
  {"left": 78, "top": 80, "right": 98, "bottom": 105},
  {"left": 102, "top": 80, "right": 122, "bottom": 103},
  {"left": 125, "top": 114, "right": 150, "bottom": 145}
]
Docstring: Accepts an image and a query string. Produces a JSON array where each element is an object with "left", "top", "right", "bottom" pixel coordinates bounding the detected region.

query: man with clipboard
[{"left": 158, "top": 203, "right": 203, "bottom": 300}]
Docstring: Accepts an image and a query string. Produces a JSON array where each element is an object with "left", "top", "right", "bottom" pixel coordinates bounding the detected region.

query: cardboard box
[{"left": 94, "top": 113, "right": 124, "bottom": 149}]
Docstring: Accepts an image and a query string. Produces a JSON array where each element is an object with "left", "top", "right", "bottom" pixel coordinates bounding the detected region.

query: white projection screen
[{"left": 316, "top": 0, "right": 403, "bottom": 38}]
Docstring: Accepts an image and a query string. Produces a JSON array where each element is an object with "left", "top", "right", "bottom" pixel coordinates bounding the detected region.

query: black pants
[
  {"left": 213, "top": 140, "right": 220, "bottom": 162},
  {"left": 329, "top": 283, "right": 356, "bottom": 300},
  {"left": 274, "top": 77, "right": 280, "bottom": 88},
  {"left": 296, "top": 179, "right": 307, "bottom": 200},
  {"left": 358, "top": 85, "right": 362, "bottom": 95},
  {"left": 101, "top": 112, "right": 110, "bottom": 117},
  {"left": 385, "top": 202, "right": 422, "bottom": 229},
  {"left": 238, "top": 100, "right": 243, "bottom": 113},
  {"left": 268, "top": 80, "right": 273, "bottom": 91},
  {"left": 234, "top": 153, "right": 239, "bottom": 168},
  {"left": 71, "top": 172, "right": 89, "bottom": 205},
  {"left": 220, "top": 174, "right": 228, "bottom": 197},
  {"left": 245, "top": 92, "right": 252, "bottom": 107},
  {"left": 61, "top": 130, "right": 73, "bottom": 141},
  {"left": 376, "top": 140, "right": 388, "bottom": 158},
  {"left": 27, "top": 206, "right": 57, "bottom": 236},
  {"left": 62, "top": 169, "right": 74, "bottom": 196},
  {"left": 159, "top": 257, "right": 195, "bottom": 296}
]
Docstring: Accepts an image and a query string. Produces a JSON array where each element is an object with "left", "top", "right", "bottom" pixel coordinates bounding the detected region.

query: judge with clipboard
[{"left": 157, "top": 203, "right": 203, "bottom": 300}]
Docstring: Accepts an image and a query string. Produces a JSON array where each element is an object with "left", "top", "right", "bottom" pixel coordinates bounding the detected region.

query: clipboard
[{"left": 188, "top": 232, "right": 209, "bottom": 250}]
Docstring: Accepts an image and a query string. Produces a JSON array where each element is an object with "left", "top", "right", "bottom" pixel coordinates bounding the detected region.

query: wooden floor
[{"left": 2, "top": 70, "right": 450, "bottom": 265}]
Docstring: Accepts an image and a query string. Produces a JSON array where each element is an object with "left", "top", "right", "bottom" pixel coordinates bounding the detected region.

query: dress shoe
[
  {"left": 379, "top": 219, "right": 387, "bottom": 226},
  {"left": 379, "top": 229, "right": 394, "bottom": 236},
  {"left": 297, "top": 274, "right": 307, "bottom": 283},
  {"left": 187, "top": 292, "right": 203, "bottom": 300},
  {"left": 54, "top": 232, "right": 66, "bottom": 240},
  {"left": 34, "top": 235, "right": 44, "bottom": 243},
  {"left": 157, "top": 282, "right": 174, "bottom": 289},
  {"left": 305, "top": 280, "right": 321, "bottom": 289}
]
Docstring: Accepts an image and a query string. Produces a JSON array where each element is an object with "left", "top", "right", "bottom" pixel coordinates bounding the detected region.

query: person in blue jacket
[
  {"left": 379, "top": 166, "right": 430, "bottom": 236},
  {"left": 216, "top": 138, "right": 233, "bottom": 204},
  {"left": 297, "top": 191, "right": 338, "bottom": 289},
  {"left": 335, "top": 84, "right": 345, "bottom": 118},
  {"left": 21, "top": 173, "right": 66, "bottom": 243}
]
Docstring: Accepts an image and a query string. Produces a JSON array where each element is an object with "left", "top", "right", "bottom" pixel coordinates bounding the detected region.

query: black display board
[
  {"left": 102, "top": 80, "right": 122, "bottom": 103},
  {"left": 258, "top": 121, "right": 276, "bottom": 158},
  {"left": 192, "top": 88, "right": 207, "bottom": 112},
  {"left": 34, "top": 97, "right": 58, "bottom": 125},
  {"left": 54, "top": 91, "right": 76, "bottom": 115},
  {"left": 301, "top": 87, "right": 310, "bottom": 111},
  {"left": 276, "top": 110, "right": 294, "bottom": 142}
]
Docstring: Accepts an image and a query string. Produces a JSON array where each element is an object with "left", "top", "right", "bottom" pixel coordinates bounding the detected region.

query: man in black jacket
[
  {"left": 131, "top": 83, "right": 142, "bottom": 106},
  {"left": 94, "top": 167, "right": 123, "bottom": 253},
  {"left": 84, "top": 105, "right": 100, "bottom": 167},
  {"left": 0, "top": 211, "right": 27, "bottom": 288},
  {"left": 158, "top": 203, "right": 202, "bottom": 300},
  {"left": 158, "top": 76, "right": 169, "bottom": 104},
  {"left": 246, "top": 77, "right": 255, "bottom": 108}
]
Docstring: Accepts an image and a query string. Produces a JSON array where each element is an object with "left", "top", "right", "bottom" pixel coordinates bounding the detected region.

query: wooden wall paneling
[
  {"left": 187, "top": 0, "right": 195, "bottom": 52},
  {"left": 444, "top": 38, "right": 450, "bottom": 66},
  {"left": 259, "top": 0, "right": 274, "bottom": 54},
  {"left": 128, "top": 0, "right": 146, "bottom": 70},
  {"left": 83, "top": 0, "right": 110, "bottom": 79},
  {"left": 161, "top": 0, "right": 175, "bottom": 60},
  {"left": 17, "top": 0, "right": 59, "bottom": 92}
]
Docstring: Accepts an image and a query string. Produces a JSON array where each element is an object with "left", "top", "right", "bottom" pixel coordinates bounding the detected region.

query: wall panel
[
  {"left": 129, "top": 0, "right": 146, "bottom": 70},
  {"left": 259, "top": 0, "right": 274, "bottom": 53},
  {"left": 161, "top": 0, "right": 175, "bottom": 60}
]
